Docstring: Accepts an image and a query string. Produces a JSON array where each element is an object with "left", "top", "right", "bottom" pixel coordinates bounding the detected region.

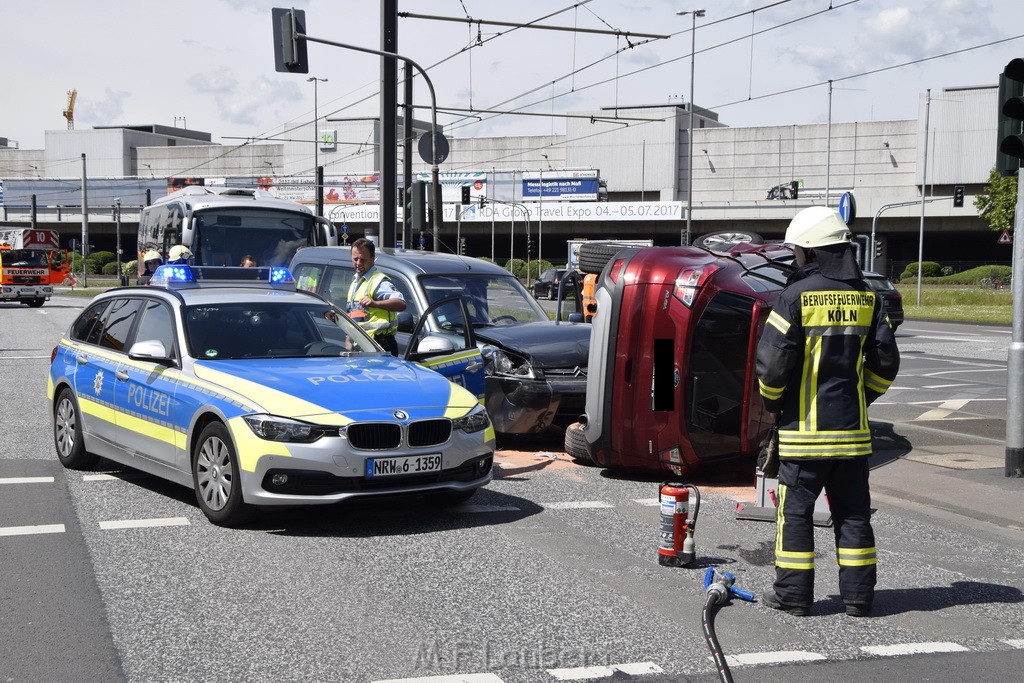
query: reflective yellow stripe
[
  {"left": 758, "top": 378, "right": 785, "bottom": 401},
  {"left": 78, "top": 395, "right": 119, "bottom": 426},
  {"left": 777, "top": 560, "right": 815, "bottom": 570},
  {"left": 193, "top": 364, "right": 348, "bottom": 424},
  {"left": 116, "top": 410, "right": 183, "bottom": 449},
  {"left": 777, "top": 550, "right": 815, "bottom": 559},
  {"left": 864, "top": 368, "right": 892, "bottom": 394},
  {"left": 766, "top": 310, "right": 790, "bottom": 335},
  {"left": 227, "top": 416, "right": 292, "bottom": 473},
  {"left": 837, "top": 546, "right": 877, "bottom": 567}
]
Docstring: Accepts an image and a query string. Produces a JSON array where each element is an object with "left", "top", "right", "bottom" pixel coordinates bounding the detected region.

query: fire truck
[{"left": 0, "top": 229, "right": 70, "bottom": 307}]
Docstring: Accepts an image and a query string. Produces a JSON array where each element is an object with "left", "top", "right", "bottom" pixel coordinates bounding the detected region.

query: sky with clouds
[{"left": 3, "top": 0, "right": 1024, "bottom": 158}]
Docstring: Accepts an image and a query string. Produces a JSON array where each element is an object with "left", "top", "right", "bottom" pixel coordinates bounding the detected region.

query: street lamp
[
  {"left": 677, "top": 8, "right": 705, "bottom": 246},
  {"left": 114, "top": 197, "right": 122, "bottom": 285},
  {"left": 307, "top": 76, "right": 328, "bottom": 216}
]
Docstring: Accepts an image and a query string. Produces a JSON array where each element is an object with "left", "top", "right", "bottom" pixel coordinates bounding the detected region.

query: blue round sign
[{"left": 838, "top": 192, "right": 856, "bottom": 225}]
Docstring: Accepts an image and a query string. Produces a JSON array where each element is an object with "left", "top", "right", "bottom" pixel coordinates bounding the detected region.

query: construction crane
[{"left": 63, "top": 89, "right": 77, "bottom": 130}]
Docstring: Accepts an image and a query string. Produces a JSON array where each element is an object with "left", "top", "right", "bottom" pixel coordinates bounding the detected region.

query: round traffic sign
[
  {"left": 838, "top": 192, "right": 857, "bottom": 225},
  {"left": 418, "top": 131, "right": 450, "bottom": 165}
]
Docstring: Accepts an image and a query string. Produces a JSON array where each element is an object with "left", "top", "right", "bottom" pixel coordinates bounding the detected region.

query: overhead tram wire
[{"left": 436, "top": 0, "right": 846, "bottom": 136}]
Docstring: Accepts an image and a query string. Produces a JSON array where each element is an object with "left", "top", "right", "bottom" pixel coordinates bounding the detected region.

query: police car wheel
[
  {"left": 426, "top": 488, "right": 478, "bottom": 506},
  {"left": 192, "top": 422, "right": 251, "bottom": 526},
  {"left": 53, "top": 389, "right": 98, "bottom": 470}
]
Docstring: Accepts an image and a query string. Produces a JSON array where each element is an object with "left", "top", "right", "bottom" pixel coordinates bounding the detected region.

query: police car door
[
  {"left": 117, "top": 298, "right": 183, "bottom": 469},
  {"left": 404, "top": 296, "right": 486, "bottom": 401},
  {"left": 68, "top": 299, "right": 126, "bottom": 452}
]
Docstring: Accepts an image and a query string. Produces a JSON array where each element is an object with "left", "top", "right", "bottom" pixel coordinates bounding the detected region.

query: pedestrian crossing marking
[{"left": 0, "top": 523, "right": 66, "bottom": 537}]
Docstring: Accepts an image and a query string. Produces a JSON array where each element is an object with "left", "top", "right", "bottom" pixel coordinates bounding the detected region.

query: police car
[{"left": 47, "top": 265, "right": 495, "bottom": 526}]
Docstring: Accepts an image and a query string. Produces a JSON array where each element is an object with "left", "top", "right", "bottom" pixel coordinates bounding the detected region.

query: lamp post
[
  {"left": 114, "top": 197, "right": 122, "bottom": 285},
  {"left": 307, "top": 76, "right": 328, "bottom": 216},
  {"left": 676, "top": 8, "right": 705, "bottom": 246}
]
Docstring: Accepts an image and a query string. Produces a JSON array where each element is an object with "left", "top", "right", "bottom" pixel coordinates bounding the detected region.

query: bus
[{"left": 137, "top": 186, "right": 338, "bottom": 276}]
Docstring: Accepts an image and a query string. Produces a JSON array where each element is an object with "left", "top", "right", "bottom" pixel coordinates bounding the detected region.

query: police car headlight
[
  {"left": 243, "top": 414, "right": 330, "bottom": 443},
  {"left": 452, "top": 405, "right": 490, "bottom": 434},
  {"left": 484, "top": 347, "right": 537, "bottom": 379}
]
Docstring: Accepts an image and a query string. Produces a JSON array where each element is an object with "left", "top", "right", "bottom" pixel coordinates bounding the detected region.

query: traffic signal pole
[
  {"left": 997, "top": 58, "right": 1024, "bottom": 477},
  {"left": 1006, "top": 170, "right": 1024, "bottom": 477},
  {"left": 272, "top": 9, "right": 442, "bottom": 251}
]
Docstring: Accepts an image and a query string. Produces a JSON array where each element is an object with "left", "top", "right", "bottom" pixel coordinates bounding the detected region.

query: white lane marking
[
  {"left": 0, "top": 524, "right": 66, "bottom": 537},
  {"left": 548, "top": 662, "right": 664, "bottom": 680},
  {"left": 457, "top": 505, "right": 521, "bottom": 513},
  {"left": 545, "top": 501, "right": 615, "bottom": 509},
  {"left": 98, "top": 517, "right": 191, "bottom": 530},
  {"left": 723, "top": 650, "right": 826, "bottom": 666},
  {"left": 0, "top": 476, "right": 55, "bottom": 484},
  {"left": 633, "top": 498, "right": 662, "bottom": 506},
  {"left": 1005, "top": 639, "right": 1024, "bottom": 649},
  {"left": 371, "top": 674, "right": 504, "bottom": 683},
  {"left": 0, "top": 355, "right": 52, "bottom": 360},
  {"left": 921, "top": 384, "right": 972, "bottom": 389},
  {"left": 82, "top": 474, "right": 120, "bottom": 481},
  {"left": 916, "top": 399, "right": 972, "bottom": 421},
  {"left": 861, "top": 642, "right": 970, "bottom": 656}
]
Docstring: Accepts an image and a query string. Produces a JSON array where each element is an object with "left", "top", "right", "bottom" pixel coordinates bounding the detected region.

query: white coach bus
[{"left": 137, "top": 186, "right": 338, "bottom": 275}]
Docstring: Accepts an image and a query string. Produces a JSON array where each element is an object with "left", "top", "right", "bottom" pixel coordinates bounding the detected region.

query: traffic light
[
  {"left": 997, "top": 58, "right": 1024, "bottom": 174},
  {"left": 789, "top": 180, "right": 799, "bottom": 199},
  {"left": 271, "top": 8, "right": 309, "bottom": 74},
  {"left": 874, "top": 240, "right": 883, "bottom": 259},
  {"left": 461, "top": 185, "right": 471, "bottom": 205},
  {"left": 409, "top": 181, "right": 427, "bottom": 233},
  {"left": 953, "top": 185, "right": 965, "bottom": 208}
]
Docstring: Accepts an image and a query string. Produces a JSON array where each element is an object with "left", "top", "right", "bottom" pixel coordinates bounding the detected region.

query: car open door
[{"left": 404, "top": 296, "right": 486, "bottom": 401}]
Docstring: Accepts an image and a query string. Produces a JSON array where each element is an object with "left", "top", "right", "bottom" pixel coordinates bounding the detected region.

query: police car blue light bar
[
  {"left": 149, "top": 265, "right": 197, "bottom": 287},
  {"left": 148, "top": 265, "right": 297, "bottom": 290}
]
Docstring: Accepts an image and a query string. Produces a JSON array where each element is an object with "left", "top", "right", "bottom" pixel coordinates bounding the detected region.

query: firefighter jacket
[
  {"left": 756, "top": 261, "right": 900, "bottom": 460},
  {"left": 347, "top": 267, "right": 399, "bottom": 338}
]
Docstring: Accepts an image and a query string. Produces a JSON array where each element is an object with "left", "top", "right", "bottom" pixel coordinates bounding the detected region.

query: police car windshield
[
  {"left": 420, "top": 273, "right": 548, "bottom": 326},
  {"left": 184, "top": 302, "right": 378, "bottom": 359}
]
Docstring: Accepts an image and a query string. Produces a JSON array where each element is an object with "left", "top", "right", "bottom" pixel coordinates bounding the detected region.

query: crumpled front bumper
[{"left": 485, "top": 374, "right": 587, "bottom": 434}]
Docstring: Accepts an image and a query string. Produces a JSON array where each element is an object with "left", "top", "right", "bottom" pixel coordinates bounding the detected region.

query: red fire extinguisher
[{"left": 658, "top": 482, "right": 701, "bottom": 567}]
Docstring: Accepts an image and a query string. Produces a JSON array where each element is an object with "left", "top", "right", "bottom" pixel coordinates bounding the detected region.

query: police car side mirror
[
  {"left": 128, "top": 339, "right": 174, "bottom": 364},
  {"left": 416, "top": 335, "right": 457, "bottom": 354}
]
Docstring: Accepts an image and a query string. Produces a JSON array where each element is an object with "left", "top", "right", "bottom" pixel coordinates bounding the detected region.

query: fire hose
[{"left": 702, "top": 567, "right": 756, "bottom": 683}]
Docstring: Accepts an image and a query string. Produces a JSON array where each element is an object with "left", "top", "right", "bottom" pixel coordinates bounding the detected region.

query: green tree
[{"left": 974, "top": 168, "right": 1017, "bottom": 232}]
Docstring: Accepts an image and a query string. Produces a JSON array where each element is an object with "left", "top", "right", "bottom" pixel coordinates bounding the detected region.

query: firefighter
[
  {"left": 137, "top": 250, "right": 163, "bottom": 286},
  {"left": 756, "top": 206, "right": 900, "bottom": 618}
]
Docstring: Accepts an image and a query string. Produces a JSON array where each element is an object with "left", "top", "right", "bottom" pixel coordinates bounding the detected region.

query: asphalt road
[{"left": 3, "top": 296, "right": 1023, "bottom": 683}]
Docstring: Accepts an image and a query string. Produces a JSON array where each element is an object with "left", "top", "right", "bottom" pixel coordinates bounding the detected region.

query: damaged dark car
[{"left": 290, "top": 247, "right": 591, "bottom": 435}]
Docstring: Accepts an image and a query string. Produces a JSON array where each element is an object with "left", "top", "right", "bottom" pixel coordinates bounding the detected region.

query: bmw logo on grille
[{"left": 393, "top": 409, "right": 408, "bottom": 421}]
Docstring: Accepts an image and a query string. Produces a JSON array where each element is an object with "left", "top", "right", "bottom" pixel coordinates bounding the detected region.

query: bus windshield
[{"left": 193, "top": 208, "right": 315, "bottom": 268}]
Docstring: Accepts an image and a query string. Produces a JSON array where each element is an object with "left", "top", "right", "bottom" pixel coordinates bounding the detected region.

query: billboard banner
[
  {"left": 326, "top": 201, "right": 682, "bottom": 225},
  {"left": 522, "top": 169, "right": 599, "bottom": 201}
]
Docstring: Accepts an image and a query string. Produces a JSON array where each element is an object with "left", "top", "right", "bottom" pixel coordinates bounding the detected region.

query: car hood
[
  {"left": 192, "top": 355, "right": 479, "bottom": 423},
  {"left": 476, "top": 322, "right": 590, "bottom": 368}
]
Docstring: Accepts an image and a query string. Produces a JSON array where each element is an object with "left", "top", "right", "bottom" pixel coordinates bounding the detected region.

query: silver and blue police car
[{"left": 47, "top": 265, "right": 495, "bottom": 526}]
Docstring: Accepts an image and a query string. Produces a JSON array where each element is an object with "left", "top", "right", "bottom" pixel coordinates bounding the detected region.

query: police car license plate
[{"left": 366, "top": 454, "right": 443, "bottom": 477}]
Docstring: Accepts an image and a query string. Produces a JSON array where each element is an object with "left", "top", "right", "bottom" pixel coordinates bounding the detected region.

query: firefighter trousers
[{"left": 773, "top": 458, "right": 877, "bottom": 607}]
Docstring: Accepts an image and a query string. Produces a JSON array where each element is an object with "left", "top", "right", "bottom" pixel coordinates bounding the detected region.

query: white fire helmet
[
  {"left": 168, "top": 245, "right": 193, "bottom": 262},
  {"left": 143, "top": 250, "right": 161, "bottom": 263},
  {"left": 784, "top": 207, "right": 852, "bottom": 249}
]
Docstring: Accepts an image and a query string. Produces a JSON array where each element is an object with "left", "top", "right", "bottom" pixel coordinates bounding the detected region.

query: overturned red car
[{"left": 564, "top": 242, "right": 794, "bottom": 475}]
